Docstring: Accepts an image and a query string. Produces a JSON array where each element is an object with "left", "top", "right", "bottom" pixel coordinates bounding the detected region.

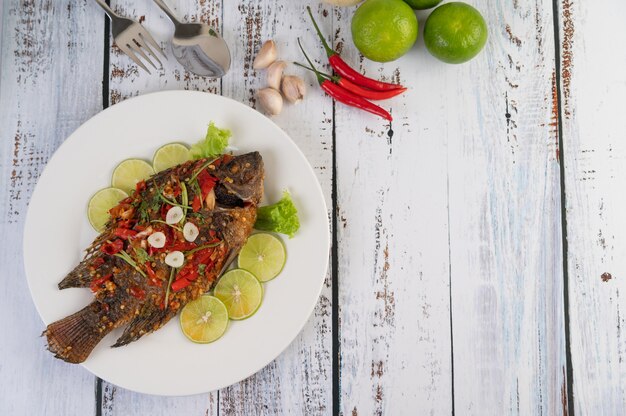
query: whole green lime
[
  {"left": 351, "top": 0, "right": 418, "bottom": 63},
  {"left": 403, "top": 0, "right": 442, "bottom": 10},
  {"left": 423, "top": 2, "right": 488, "bottom": 64}
]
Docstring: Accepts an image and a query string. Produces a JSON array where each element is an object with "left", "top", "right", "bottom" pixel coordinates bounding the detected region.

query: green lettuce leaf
[
  {"left": 255, "top": 191, "right": 300, "bottom": 238},
  {"left": 190, "top": 122, "right": 231, "bottom": 160}
]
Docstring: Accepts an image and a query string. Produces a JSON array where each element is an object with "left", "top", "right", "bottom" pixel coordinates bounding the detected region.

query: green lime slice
[
  {"left": 87, "top": 187, "right": 128, "bottom": 232},
  {"left": 179, "top": 295, "right": 229, "bottom": 343},
  {"left": 238, "top": 233, "right": 286, "bottom": 282},
  {"left": 152, "top": 143, "right": 191, "bottom": 173},
  {"left": 214, "top": 269, "right": 263, "bottom": 320},
  {"left": 111, "top": 159, "right": 155, "bottom": 194}
]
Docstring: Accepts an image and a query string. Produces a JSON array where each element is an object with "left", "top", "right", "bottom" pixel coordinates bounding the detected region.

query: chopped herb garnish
[
  {"left": 133, "top": 247, "right": 150, "bottom": 265},
  {"left": 181, "top": 182, "right": 188, "bottom": 222},
  {"left": 164, "top": 267, "right": 176, "bottom": 309},
  {"left": 114, "top": 250, "right": 147, "bottom": 278},
  {"left": 197, "top": 264, "right": 206, "bottom": 275},
  {"left": 158, "top": 193, "right": 191, "bottom": 209}
]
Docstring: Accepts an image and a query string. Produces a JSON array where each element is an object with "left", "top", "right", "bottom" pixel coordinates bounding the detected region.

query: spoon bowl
[{"left": 153, "top": 0, "right": 231, "bottom": 78}]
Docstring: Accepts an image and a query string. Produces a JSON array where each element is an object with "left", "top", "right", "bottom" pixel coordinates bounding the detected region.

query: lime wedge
[
  {"left": 180, "top": 295, "right": 229, "bottom": 343},
  {"left": 111, "top": 159, "right": 154, "bottom": 194},
  {"left": 87, "top": 187, "right": 128, "bottom": 232},
  {"left": 152, "top": 143, "right": 191, "bottom": 173},
  {"left": 238, "top": 233, "right": 286, "bottom": 282},
  {"left": 214, "top": 269, "right": 263, "bottom": 320}
]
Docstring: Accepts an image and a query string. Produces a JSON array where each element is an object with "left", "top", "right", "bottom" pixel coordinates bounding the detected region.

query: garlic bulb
[
  {"left": 253, "top": 40, "right": 277, "bottom": 70},
  {"left": 147, "top": 231, "right": 166, "bottom": 248},
  {"left": 165, "top": 251, "right": 185, "bottom": 268},
  {"left": 166, "top": 206, "right": 183, "bottom": 225},
  {"left": 183, "top": 222, "right": 199, "bottom": 242},
  {"left": 258, "top": 88, "right": 283, "bottom": 116},
  {"left": 281, "top": 75, "right": 307, "bottom": 104},
  {"left": 267, "top": 60, "right": 287, "bottom": 90}
]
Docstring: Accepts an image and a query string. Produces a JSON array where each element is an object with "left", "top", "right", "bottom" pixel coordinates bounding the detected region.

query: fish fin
[
  {"left": 58, "top": 270, "right": 92, "bottom": 289},
  {"left": 111, "top": 308, "right": 174, "bottom": 348},
  {"left": 44, "top": 302, "right": 110, "bottom": 363}
]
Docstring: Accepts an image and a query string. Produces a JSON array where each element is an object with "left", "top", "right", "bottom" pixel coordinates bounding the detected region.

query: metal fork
[{"left": 94, "top": 0, "right": 166, "bottom": 73}]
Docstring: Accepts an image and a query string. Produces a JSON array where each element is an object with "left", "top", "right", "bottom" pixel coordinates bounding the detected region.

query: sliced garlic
[
  {"left": 166, "top": 206, "right": 184, "bottom": 224},
  {"left": 165, "top": 251, "right": 184, "bottom": 268},
  {"left": 253, "top": 40, "right": 277, "bottom": 70},
  {"left": 147, "top": 231, "right": 166, "bottom": 248},
  {"left": 205, "top": 188, "right": 216, "bottom": 210},
  {"left": 183, "top": 222, "right": 199, "bottom": 242}
]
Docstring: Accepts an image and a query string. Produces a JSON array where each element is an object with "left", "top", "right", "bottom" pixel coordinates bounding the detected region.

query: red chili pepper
[
  {"left": 90, "top": 274, "right": 112, "bottom": 292},
  {"left": 114, "top": 228, "right": 138, "bottom": 239},
  {"left": 294, "top": 62, "right": 406, "bottom": 100},
  {"left": 92, "top": 257, "right": 105, "bottom": 268},
  {"left": 306, "top": 6, "right": 404, "bottom": 92},
  {"left": 193, "top": 248, "right": 214, "bottom": 265},
  {"left": 192, "top": 195, "right": 201, "bottom": 212},
  {"left": 101, "top": 239, "right": 124, "bottom": 255},
  {"left": 129, "top": 286, "right": 146, "bottom": 299},
  {"left": 298, "top": 40, "right": 392, "bottom": 121}
]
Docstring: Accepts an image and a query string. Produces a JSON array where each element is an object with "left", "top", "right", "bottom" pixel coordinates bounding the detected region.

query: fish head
[{"left": 213, "top": 152, "right": 264, "bottom": 207}]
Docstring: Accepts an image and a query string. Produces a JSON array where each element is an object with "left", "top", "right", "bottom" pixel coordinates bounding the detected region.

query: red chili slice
[
  {"left": 114, "top": 228, "right": 138, "bottom": 239},
  {"left": 90, "top": 274, "right": 112, "bottom": 292},
  {"left": 101, "top": 240, "right": 124, "bottom": 255},
  {"left": 171, "top": 278, "right": 191, "bottom": 292},
  {"left": 192, "top": 195, "right": 201, "bottom": 212},
  {"left": 129, "top": 286, "right": 146, "bottom": 299}
]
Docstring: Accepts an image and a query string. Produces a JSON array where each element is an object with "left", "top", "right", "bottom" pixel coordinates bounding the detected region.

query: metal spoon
[{"left": 152, "top": 0, "right": 231, "bottom": 78}]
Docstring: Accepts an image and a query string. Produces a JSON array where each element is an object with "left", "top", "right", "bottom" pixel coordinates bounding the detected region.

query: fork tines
[{"left": 117, "top": 24, "right": 166, "bottom": 74}]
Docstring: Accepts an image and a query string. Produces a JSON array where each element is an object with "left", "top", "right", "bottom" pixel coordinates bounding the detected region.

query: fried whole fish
[{"left": 45, "top": 152, "right": 264, "bottom": 363}]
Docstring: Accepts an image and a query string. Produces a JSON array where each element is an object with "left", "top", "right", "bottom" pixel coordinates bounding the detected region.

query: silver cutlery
[
  {"left": 94, "top": 0, "right": 166, "bottom": 74},
  {"left": 152, "top": 0, "right": 231, "bottom": 78}
]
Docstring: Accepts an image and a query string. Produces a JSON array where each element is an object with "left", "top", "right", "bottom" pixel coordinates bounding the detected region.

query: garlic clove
[
  {"left": 166, "top": 206, "right": 184, "bottom": 225},
  {"left": 183, "top": 222, "right": 199, "bottom": 242},
  {"left": 267, "top": 60, "right": 287, "bottom": 90},
  {"left": 165, "top": 251, "right": 185, "bottom": 268},
  {"left": 205, "top": 188, "right": 216, "bottom": 210},
  {"left": 281, "top": 75, "right": 307, "bottom": 104},
  {"left": 147, "top": 231, "right": 166, "bottom": 248},
  {"left": 258, "top": 88, "right": 283, "bottom": 116},
  {"left": 253, "top": 40, "right": 277, "bottom": 70}
]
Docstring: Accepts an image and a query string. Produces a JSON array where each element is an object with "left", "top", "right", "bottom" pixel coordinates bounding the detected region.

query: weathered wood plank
[
  {"left": 558, "top": 0, "right": 626, "bottom": 413},
  {"left": 0, "top": 1, "right": 103, "bottom": 414},
  {"left": 219, "top": 1, "right": 333, "bottom": 414},
  {"left": 332, "top": 5, "right": 453, "bottom": 415},
  {"left": 100, "top": 1, "right": 222, "bottom": 413},
  {"left": 446, "top": 0, "right": 567, "bottom": 414}
]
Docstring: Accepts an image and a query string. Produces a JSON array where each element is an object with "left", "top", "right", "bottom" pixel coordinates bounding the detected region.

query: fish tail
[{"left": 44, "top": 302, "right": 110, "bottom": 363}]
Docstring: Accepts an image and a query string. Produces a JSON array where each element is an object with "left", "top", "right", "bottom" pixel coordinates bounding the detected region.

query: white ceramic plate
[{"left": 23, "top": 91, "right": 330, "bottom": 396}]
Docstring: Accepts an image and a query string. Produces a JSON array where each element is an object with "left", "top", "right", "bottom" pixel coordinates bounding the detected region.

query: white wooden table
[{"left": 1, "top": 0, "right": 624, "bottom": 414}]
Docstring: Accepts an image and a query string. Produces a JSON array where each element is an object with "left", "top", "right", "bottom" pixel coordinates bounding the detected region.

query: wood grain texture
[
  {"left": 100, "top": 1, "right": 223, "bottom": 413},
  {"left": 558, "top": 0, "right": 626, "bottom": 413},
  {"left": 332, "top": 5, "right": 453, "bottom": 415},
  {"left": 0, "top": 1, "right": 103, "bottom": 414},
  {"left": 219, "top": 1, "right": 333, "bottom": 414},
  {"left": 446, "top": 0, "right": 567, "bottom": 414}
]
